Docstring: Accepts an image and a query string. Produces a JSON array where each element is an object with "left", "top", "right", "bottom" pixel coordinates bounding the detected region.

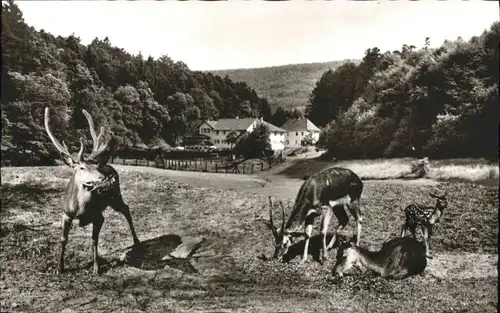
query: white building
[
  {"left": 281, "top": 118, "right": 321, "bottom": 147},
  {"left": 198, "top": 117, "right": 286, "bottom": 151}
]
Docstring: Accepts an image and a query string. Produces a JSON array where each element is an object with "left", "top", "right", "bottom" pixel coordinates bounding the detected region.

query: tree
[
  {"left": 190, "top": 87, "right": 218, "bottom": 119},
  {"left": 233, "top": 122, "right": 271, "bottom": 159},
  {"left": 226, "top": 131, "right": 238, "bottom": 150},
  {"left": 301, "top": 133, "right": 314, "bottom": 147},
  {"left": 259, "top": 98, "right": 272, "bottom": 121},
  {"left": 271, "top": 106, "right": 288, "bottom": 127},
  {"left": 246, "top": 122, "right": 271, "bottom": 158},
  {"left": 306, "top": 62, "right": 361, "bottom": 127}
]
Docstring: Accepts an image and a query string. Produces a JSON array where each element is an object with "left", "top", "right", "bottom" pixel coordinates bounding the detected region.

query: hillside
[{"left": 208, "top": 60, "right": 359, "bottom": 111}]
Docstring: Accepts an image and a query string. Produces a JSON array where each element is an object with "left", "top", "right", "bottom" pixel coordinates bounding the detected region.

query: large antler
[
  {"left": 44, "top": 107, "right": 84, "bottom": 162},
  {"left": 82, "top": 109, "right": 109, "bottom": 160},
  {"left": 278, "top": 200, "right": 286, "bottom": 233},
  {"left": 268, "top": 197, "right": 279, "bottom": 239}
]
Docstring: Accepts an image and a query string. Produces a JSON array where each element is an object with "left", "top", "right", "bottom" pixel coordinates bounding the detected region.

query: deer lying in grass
[
  {"left": 400, "top": 191, "right": 448, "bottom": 259},
  {"left": 44, "top": 107, "right": 141, "bottom": 274},
  {"left": 267, "top": 167, "right": 363, "bottom": 264},
  {"left": 332, "top": 235, "right": 427, "bottom": 279}
]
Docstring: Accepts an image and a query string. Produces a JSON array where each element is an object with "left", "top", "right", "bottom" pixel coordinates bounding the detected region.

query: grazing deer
[
  {"left": 400, "top": 192, "right": 448, "bottom": 259},
  {"left": 267, "top": 167, "right": 363, "bottom": 264},
  {"left": 44, "top": 107, "right": 141, "bottom": 275},
  {"left": 332, "top": 235, "right": 427, "bottom": 279}
]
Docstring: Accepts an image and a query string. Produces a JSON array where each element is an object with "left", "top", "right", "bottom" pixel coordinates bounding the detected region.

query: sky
[{"left": 17, "top": 0, "right": 499, "bottom": 71}]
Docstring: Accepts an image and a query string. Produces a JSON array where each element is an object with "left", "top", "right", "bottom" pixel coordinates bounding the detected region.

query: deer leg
[
  {"left": 320, "top": 206, "right": 333, "bottom": 262},
  {"left": 400, "top": 223, "right": 407, "bottom": 237},
  {"left": 347, "top": 200, "right": 362, "bottom": 245},
  {"left": 422, "top": 226, "right": 433, "bottom": 259},
  {"left": 92, "top": 215, "right": 104, "bottom": 275},
  {"left": 410, "top": 226, "right": 417, "bottom": 239},
  {"left": 310, "top": 179, "right": 320, "bottom": 208},
  {"left": 326, "top": 205, "right": 349, "bottom": 249},
  {"left": 58, "top": 213, "right": 73, "bottom": 275},
  {"left": 110, "top": 197, "right": 140, "bottom": 245},
  {"left": 301, "top": 217, "right": 314, "bottom": 264}
]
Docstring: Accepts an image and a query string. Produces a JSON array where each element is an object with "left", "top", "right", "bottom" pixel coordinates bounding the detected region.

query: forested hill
[
  {"left": 209, "top": 60, "right": 359, "bottom": 111},
  {"left": 306, "top": 23, "right": 499, "bottom": 160},
  {"left": 1, "top": 0, "right": 274, "bottom": 164}
]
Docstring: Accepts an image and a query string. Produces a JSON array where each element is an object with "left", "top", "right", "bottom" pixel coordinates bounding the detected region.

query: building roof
[
  {"left": 210, "top": 118, "right": 257, "bottom": 131},
  {"left": 207, "top": 120, "right": 218, "bottom": 128},
  {"left": 185, "top": 120, "right": 205, "bottom": 136},
  {"left": 260, "top": 121, "right": 287, "bottom": 133},
  {"left": 200, "top": 118, "right": 286, "bottom": 133},
  {"left": 281, "top": 118, "right": 321, "bottom": 132}
]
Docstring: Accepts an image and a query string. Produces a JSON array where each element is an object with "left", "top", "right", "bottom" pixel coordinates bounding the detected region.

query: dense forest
[
  {"left": 2, "top": 0, "right": 498, "bottom": 165},
  {"left": 1, "top": 1, "right": 275, "bottom": 164},
  {"left": 210, "top": 60, "right": 358, "bottom": 112},
  {"left": 307, "top": 24, "right": 499, "bottom": 160}
]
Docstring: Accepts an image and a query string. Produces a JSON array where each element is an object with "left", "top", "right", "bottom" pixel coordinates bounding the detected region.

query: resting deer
[
  {"left": 332, "top": 235, "right": 427, "bottom": 279},
  {"left": 267, "top": 167, "right": 363, "bottom": 264},
  {"left": 400, "top": 191, "right": 448, "bottom": 259},
  {"left": 44, "top": 107, "right": 141, "bottom": 275}
]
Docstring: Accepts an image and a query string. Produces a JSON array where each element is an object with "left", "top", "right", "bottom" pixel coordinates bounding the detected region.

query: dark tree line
[
  {"left": 306, "top": 23, "right": 499, "bottom": 160},
  {"left": 1, "top": 0, "right": 273, "bottom": 165},
  {"left": 269, "top": 107, "right": 304, "bottom": 127}
]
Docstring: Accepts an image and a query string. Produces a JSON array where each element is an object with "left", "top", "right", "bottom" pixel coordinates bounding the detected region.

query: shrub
[
  {"left": 301, "top": 134, "right": 314, "bottom": 146},
  {"left": 410, "top": 157, "right": 430, "bottom": 178}
]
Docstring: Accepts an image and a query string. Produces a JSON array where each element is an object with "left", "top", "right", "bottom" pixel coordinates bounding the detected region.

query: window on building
[
  {"left": 223, "top": 131, "right": 226, "bottom": 135},
  {"left": 296, "top": 132, "right": 298, "bottom": 136},
  {"left": 301, "top": 132, "right": 304, "bottom": 136},
  {"left": 216, "top": 131, "right": 219, "bottom": 135}
]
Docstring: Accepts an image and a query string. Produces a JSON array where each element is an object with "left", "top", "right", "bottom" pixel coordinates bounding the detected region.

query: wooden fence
[{"left": 109, "top": 156, "right": 285, "bottom": 175}]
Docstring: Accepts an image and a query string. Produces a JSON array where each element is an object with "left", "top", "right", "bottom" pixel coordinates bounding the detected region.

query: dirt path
[
  {"left": 115, "top": 165, "right": 269, "bottom": 190},
  {"left": 115, "top": 164, "right": 438, "bottom": 199}
]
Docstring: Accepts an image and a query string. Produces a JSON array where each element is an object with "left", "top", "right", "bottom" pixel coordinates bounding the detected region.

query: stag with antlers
[
  {"left": 400, "top": 191, "right": 448, "bottom": 259},
  {"left": 44, "top": 107, "right": 141, "bottom": 275},
  {"left": 267, "top": 167, "right": 363, "bottom": 264}
]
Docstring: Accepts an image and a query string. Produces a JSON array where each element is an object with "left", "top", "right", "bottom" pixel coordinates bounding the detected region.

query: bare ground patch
[{"left": 426, "top": 252, "right": 498, "bottom": 280}]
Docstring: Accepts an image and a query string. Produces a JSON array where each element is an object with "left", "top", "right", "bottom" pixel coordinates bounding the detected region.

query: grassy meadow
[{"left": 0, "top": 159, "right": 498, "bottom": 312}]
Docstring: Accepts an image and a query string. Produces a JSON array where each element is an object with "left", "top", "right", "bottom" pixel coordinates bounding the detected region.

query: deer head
[
  {"left": 44, "top": 107, "right": 111, "bottom": 190},
  {"left": 266, "top": 197, "right": 295, "bottom": 261},
  {"left": 332, "top": 234, "right": 358, "bottom": 277},
  {"left": 429, "top": 191, "right": 448, "bottom": 209}
]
